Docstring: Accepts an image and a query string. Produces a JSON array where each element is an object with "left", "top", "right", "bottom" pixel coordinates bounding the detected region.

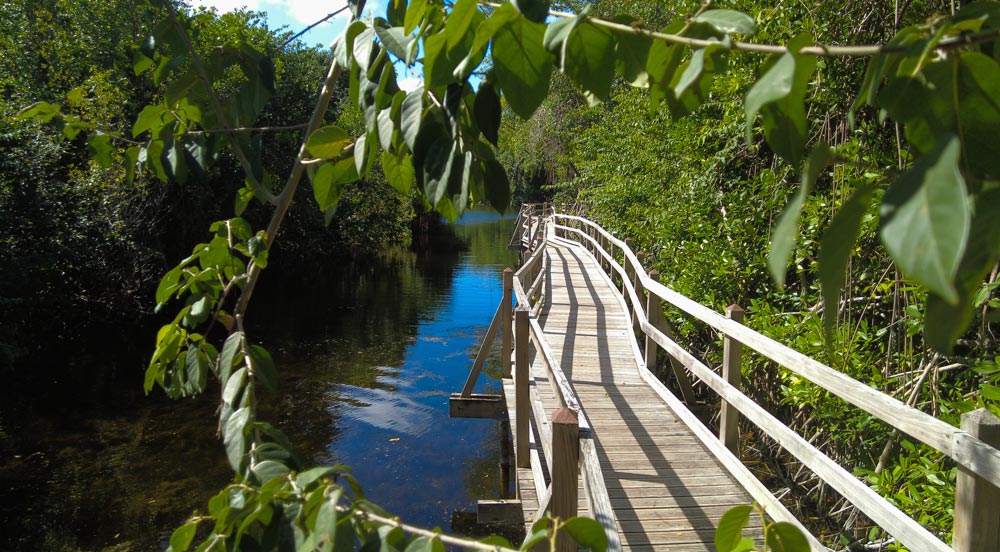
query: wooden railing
[
  {"left": 550, "top": 211, "right": 1000, "bottom": 552},
  {"left": 460, "top": 203, "right": 621, "bottom": 552}
]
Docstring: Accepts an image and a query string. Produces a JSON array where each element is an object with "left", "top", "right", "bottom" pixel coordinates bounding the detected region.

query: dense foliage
[
  {"left": 495, "top": 0, "right": 1000, "bottom": 546},
  {"left": 11, "top": 0, "right": 1000, "bottom": 549}
]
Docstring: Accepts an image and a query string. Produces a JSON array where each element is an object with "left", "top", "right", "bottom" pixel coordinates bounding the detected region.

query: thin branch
[
  {"left": 233, "top": 54, "right": 344, "bottom": 318},
  {"left": 348, "top": 508, "right": 519, "bottom": 552},
  {"left": 278, "top": 6, "right": 351, "bottom": 51},
  {"left": 164, "top": 3, "right": 279, "bottom": 206},
  {"left": 482, "top": 1, "right": 1000, "bottom": 57},
  {"left": 183, "top": 123, "right": 309, "bottom": 136}
]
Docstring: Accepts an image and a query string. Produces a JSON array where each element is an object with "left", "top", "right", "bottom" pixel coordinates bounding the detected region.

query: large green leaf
[
  {"left": 646, "top": 21, "right": 685, "bottom": 110},
  {"left": 382, "top": 149, "right": 415, "bottom": 194},
  {"left": 880, "top": 134, "right": 969, "bottom": 304},
  {"left": 693, "top": 9, "right": 756, "bottom": 35},
  {"left": 714, "top": 505, "right": 752, "bottom": 552},
  {"left": 483, "top": 158, "right": 510, "bottom": 213},
  {"left": 765, "top": 522, "right": 810, "bottom": 552},
  {"left": 561, "top": 517, "right": 607, "bottom": 552},
  {"left": 744, "top": 33, "right": 815, "bottom": 166},
  {"left": 311, "top": 157, "right": 359, "bottom": 211},
  {"left": 768, "top": 143, "right": 833, "bottom": 288},
  {"left": 612, "top": 15, "right": 653, "bottom": 87},
  {"left": 819, "top": 185, "right": 876, "bottom": 343},
  {"left": 513, "top": 0, "right": 549, "bottom": 23},
  {"left": 223, "top": 406, "right": 250, "bottom": 472},
  {"left": 400, "top": 87, "right": 424, "bottom": 150},
  {"left": 404, "top": 0, "right": 429, "bottom": 34},
  {"left": 924, "top": 186, "right": 1000, "bottom": 352},
  {"left": 474, "top": 81, "right": 502, "bottom": 145},
  {"left": 563, "top": 20, "right": 616, "bottom": 101},
  {"left": 492, "top": 13, "right": 553, "bottom": 119},
  {"left": 373, "top": 22, "right": 413, "bottom": 60},
  {"left": 306, "top": 125, "right": 352, "bottom": 159}
]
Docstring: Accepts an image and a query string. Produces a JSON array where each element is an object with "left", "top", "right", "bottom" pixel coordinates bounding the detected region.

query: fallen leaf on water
[{"left": 389, "top": 437, "right": 400, "bottom": 442}]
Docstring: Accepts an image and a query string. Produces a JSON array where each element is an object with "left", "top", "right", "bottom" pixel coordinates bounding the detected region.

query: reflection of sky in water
[{"left": 320, "top": 215, "right": 516, "bottom": 531}]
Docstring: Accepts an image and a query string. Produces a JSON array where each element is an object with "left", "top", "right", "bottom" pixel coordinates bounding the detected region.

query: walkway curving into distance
[{"left": 510, "top": 236, "right": 762, "bottom": 551}]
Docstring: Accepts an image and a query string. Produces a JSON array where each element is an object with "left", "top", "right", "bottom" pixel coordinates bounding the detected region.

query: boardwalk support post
[
  {"left": 623, "top": 238, "right": 633, "bottom": 298},
  {"left": 632, "top": 251, "right": 644, "bottom": 332},
  {"left": 645, "top": 270, "right": 661, "bottom": 376},
  {"left": 953, "top": 408, "right": 1000, "bottom": 552},
  {"left": 551, "top": 407, "right": 580, "bottom": 552},
  {"left": 721, "top": 304, "right": 744, "bottom": 455},
  {"left": 515, "top": 305, "right": 530, "bottom": 469},
  {"left": 502, "top": 268, "right": 513, "bottom": 378}
]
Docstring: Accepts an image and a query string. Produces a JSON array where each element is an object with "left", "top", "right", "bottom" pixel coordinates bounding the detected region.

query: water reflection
[{"left": 0, "top": 208, "right": 518, "bottom": 550}]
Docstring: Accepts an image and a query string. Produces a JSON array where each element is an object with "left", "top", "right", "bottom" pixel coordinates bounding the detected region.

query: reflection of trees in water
[{"left": 0, "top": 211, "right": 518, "bottom": 550}]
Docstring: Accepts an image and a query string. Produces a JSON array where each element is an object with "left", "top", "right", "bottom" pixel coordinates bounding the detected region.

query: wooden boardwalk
[{"left": 505, "top": 238, "right": 760, "bottom": 550}]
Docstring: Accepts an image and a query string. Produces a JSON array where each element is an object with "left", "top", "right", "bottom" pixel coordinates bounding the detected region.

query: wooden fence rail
[{"left": 551, "top": 210, "right": 1000, "bottom": 552}]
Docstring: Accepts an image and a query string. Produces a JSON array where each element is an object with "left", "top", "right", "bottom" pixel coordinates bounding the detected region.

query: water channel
[{"left": 0, "top": 210, "right": 518, "bottom": 550}]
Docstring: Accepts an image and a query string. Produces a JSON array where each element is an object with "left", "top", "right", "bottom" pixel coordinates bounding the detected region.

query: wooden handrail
[
  {"left": 550, "top": 211, "right": 1000, "bottom": 552},
  {"left": 508, "top": 210, "right": 621, "bottom": 551}
]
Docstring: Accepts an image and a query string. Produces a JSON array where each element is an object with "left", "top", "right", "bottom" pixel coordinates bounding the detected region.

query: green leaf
[
  {"left": 387, "top": 0, "right": 407, "bottom": 26},
  {"left": 377, "top": 108, "right": 395, "bottom": 151},
  {"left": 513, "top": 0, "right": 548, "bottom": 23},
  {"left": 87, "top": 132, "right": 114, "bottom": 168},
  {"left": 374, "top": 22, "right": 413, "bottom": 61},
  {"left": 17, "top": 101, "right": 62, "bottom": 122},
  {"left": 306, "top": 126, "right": 352, "bottom": 159},
  {"left": 167, "top": 522, "right": 197, "bottom": 552},
  {"left": 483, "top": 159, "right": 510, "bottom": 213},
  {"left": 819, "top": 185, "right": 876, "bottom": 343},
  {"left": 311, "top": 158, "right": 359, "bottom": 212},
  {"left": 561, "top": 517, "right": 607, "bottom": 552},
  {"left": 563, "top": 20, "right": 616, "bottom": 101},
  {"left": 612, "top": 15, "right": 653, "bottom": 87},
  {"left": 880, "top": 134, "right": 969, "bottom": 304},
  {"left": 224, "top": 406, "right": 250, "bottom": 472},
  {"left": 133, "top": 104, "right": 167, "bottom": 137},
  {"left": 219, "top": 332, "right": 243, "bottom": 383},
  {"left": 382, "top": 149, "right": 415, "bottom": 194},
  {"left": 714, "top": 505, "right": 752, "bottom": 552},
  {"left": 492, "top": 13, "right": 553, "bottom": 119},
  {"left": 924, "top": 186, "right": 1000, "bottom": 352},
  {"left": 252, "top": 460, "right": 289, "bottom": 484},
  {"left": 156, "top": 266, "right": 184, "bottom": 305},
  {"left": 768, "top": 143, "right": 833, "bottom": 288},
  {"left": 765, "top": 522, "right": 810, "bottom": 552},
  {"left": 542, "top": 14, "right": 580, "bottom": 62},
  {"left": 400, "top": 88, "right": 424, "bottom": 150},
  {"left": 404, "top": 0, "right": 429, "bottom": 34},
  {"left": 297, "top": 467, "right": 337, "bottom": 488},
  {"left": 474, "top": 82, "right": 502, "bottom": 145},
  {"left": 520, "top": 526, "right": 549, "bottom": 550},
  {"left": 744, "top": 33, "right": 815, "bottom": 165},
  {"left": 353, "top": 26, "right": 376, "bottom": 73},
  {"left": 223, "top": 367, "right": 248, "bottom": 406},
  {"left": 693, "top": 10, "right": 756, "bottom": 35},
  {"left": 249, "top": 344, "right": 277, "bottom": 392},
  {"left": 646, "top": 21, "right": 685, "bottom": 110}
]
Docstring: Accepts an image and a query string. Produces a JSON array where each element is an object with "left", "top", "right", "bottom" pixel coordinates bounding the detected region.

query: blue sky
[
  {"left": 188, "top": 0, "right": 377, "bottom": 48},
  {"left": 188, "top": 0, "right": 424, "bottom": 89}
]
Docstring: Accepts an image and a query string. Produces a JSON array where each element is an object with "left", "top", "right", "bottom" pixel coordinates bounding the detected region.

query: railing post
[
  {"left": 622, "top": 238, "right": 633, "bottom": 298},
  {"left": 515, "top": 306, "right": 530, "bottom": 468},
  {"left": 632, "top": 251, "right": 644, "bottom": 332},
  {"left": 953, "top": 408, "right": 1000, "bottom": 552},
  {"left": 502, "top": 268, "right": 513, "bottom": 378},
  {"left": 551, "top": 407, "right": 579, "bottom": 552},
  {"left": 645, "top": 270, "right": 661, "bottom": 376},
  {"left": 721, "top": 305, "right": 744, "bottom": 455}
]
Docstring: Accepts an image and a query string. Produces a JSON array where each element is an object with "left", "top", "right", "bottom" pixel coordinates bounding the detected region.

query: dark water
[{"left": 0, "top": 210, "right": 517, "bottom": 551}]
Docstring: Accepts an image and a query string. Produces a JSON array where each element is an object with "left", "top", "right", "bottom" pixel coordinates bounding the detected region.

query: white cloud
[
  {"left": 189, "top": 0, "right": 260, "bottom": 12},
  {"left": 262, "top": 0, "right": 349, "bottom": 25},
  {"left": 398, "top": 76, "right": 423, "bottom": 92}
]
